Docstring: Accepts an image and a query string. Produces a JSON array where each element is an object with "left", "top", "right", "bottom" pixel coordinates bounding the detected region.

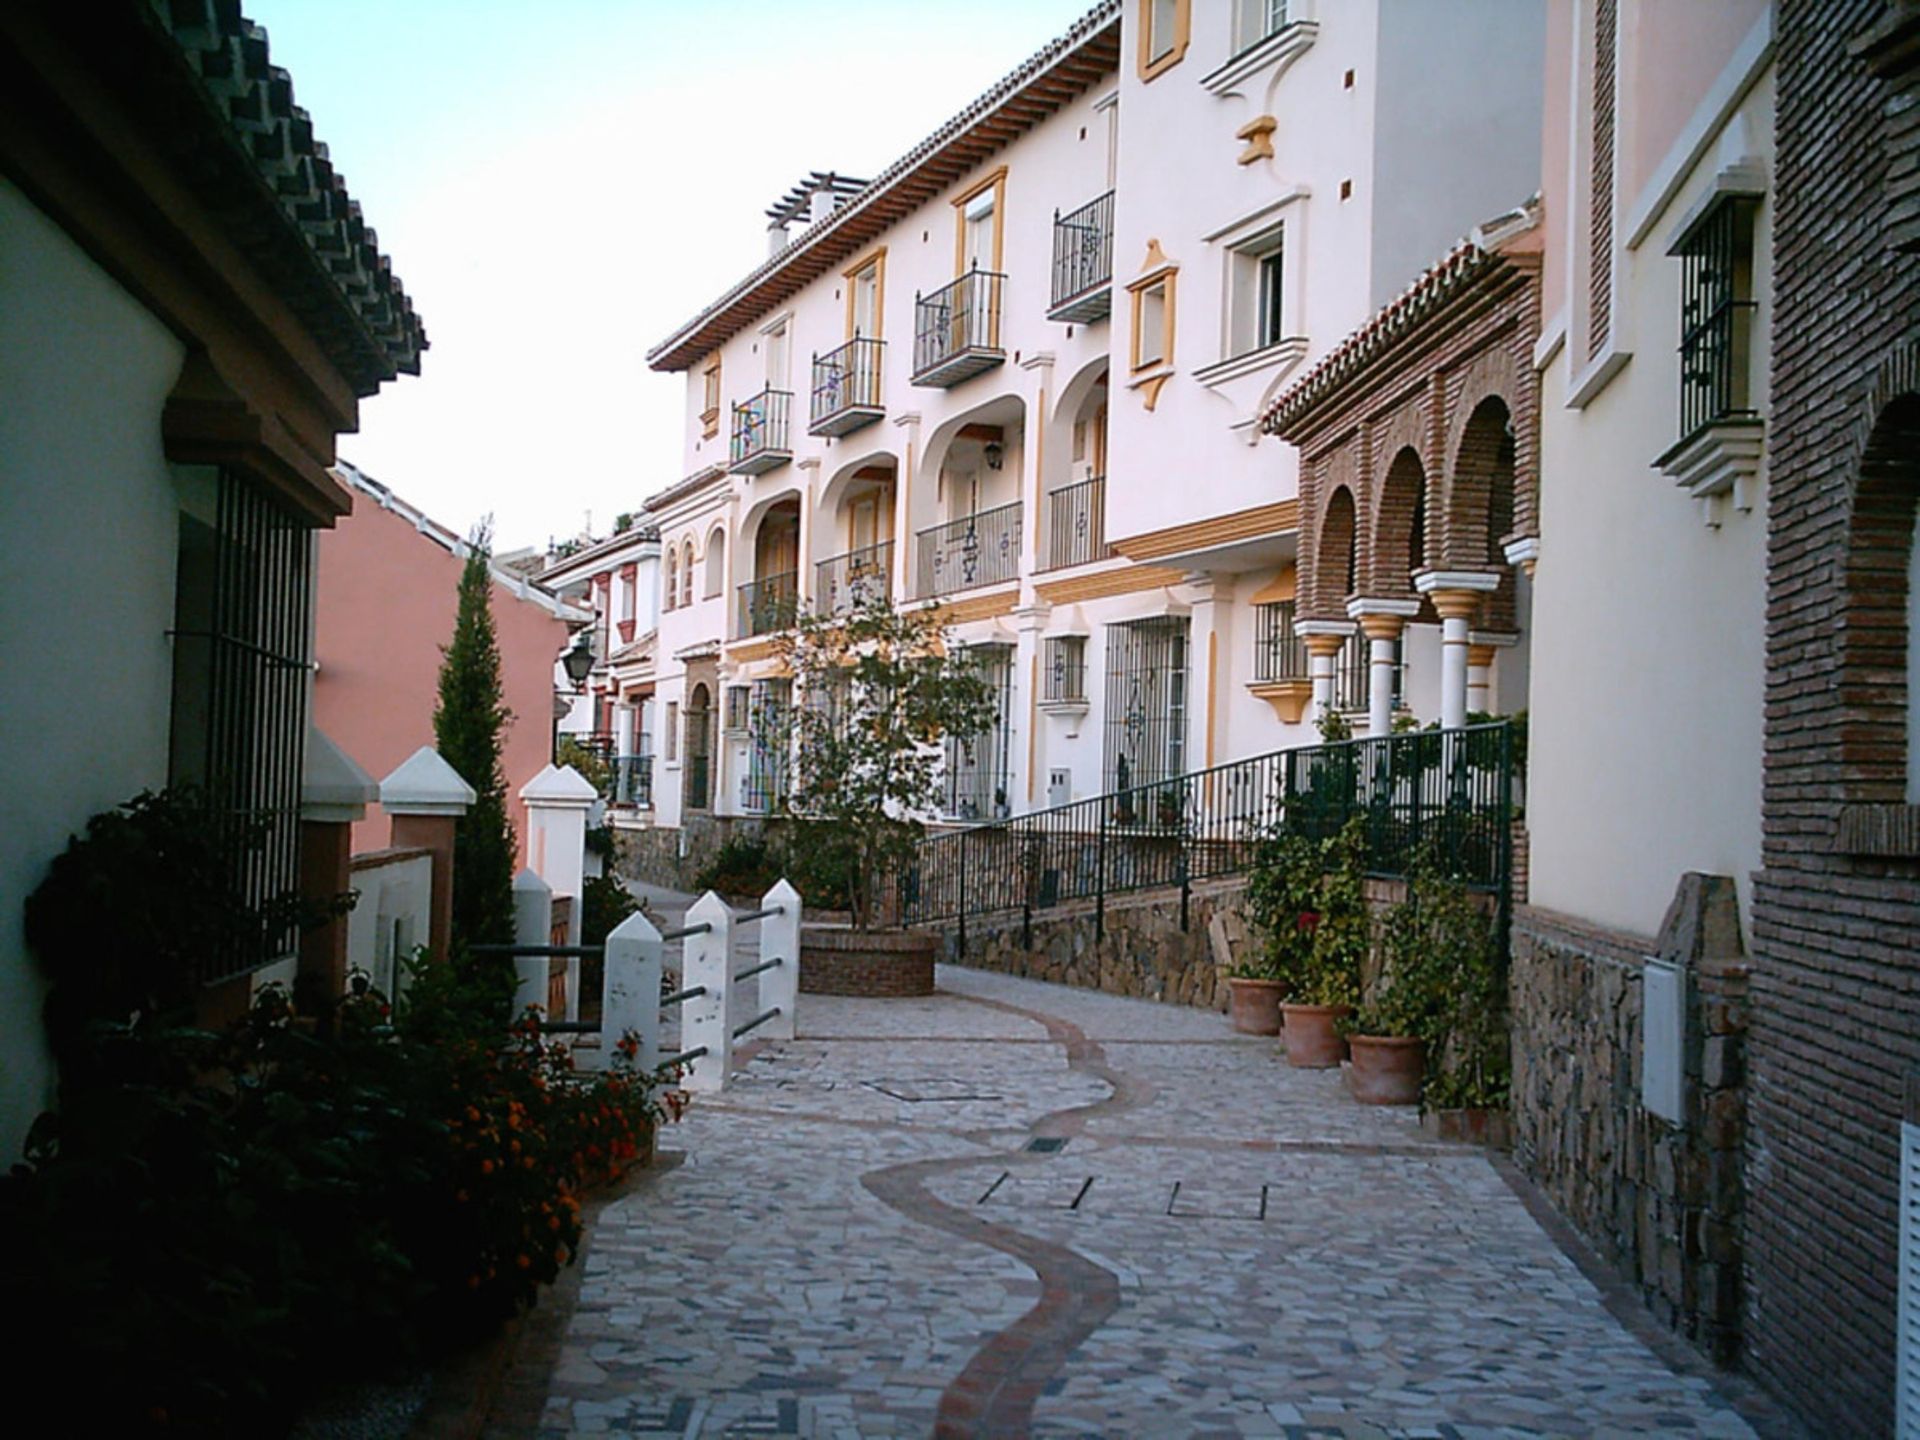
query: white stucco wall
[
  {"left": 0, "top": 179, "right": 188, "bottom": 1154},
  {"left": 1526, "top": 71, "right": 1772, "bottom": 939}
]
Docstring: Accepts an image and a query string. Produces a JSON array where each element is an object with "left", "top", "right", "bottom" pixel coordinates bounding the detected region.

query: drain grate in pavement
[
  {"left": 1024, "top": 1136, "right": 1068, "bottom": 1153},
  {"left": 862, "top": 1077, "right": 1001, "bottom": 1103}
]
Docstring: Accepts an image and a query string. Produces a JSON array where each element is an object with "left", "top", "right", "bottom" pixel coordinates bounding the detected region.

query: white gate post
[
  {"left": 679, "top": 891, "right": 733, "bottom": 1093},
  {"left": 511, "top": 869, "right": 552, "bottom": 1020},
  {"left": 602, "top": 908, "right": 663, "bottom": 1075},
  {"left": 519, "top": 763, "right": 598, "bottom": 946},
  {"left": 759, "top": 879, "right": 801, "bottom": 1042}
]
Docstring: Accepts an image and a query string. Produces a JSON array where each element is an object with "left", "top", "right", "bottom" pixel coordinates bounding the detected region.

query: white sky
[{"left": 248, "top": 0, "right": 1092, "bottom": 553}]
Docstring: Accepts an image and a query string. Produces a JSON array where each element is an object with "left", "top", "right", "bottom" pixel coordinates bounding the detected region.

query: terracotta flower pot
[
  {"left": 1226, "top": 977, "right": 1285, "bottom": 1035},
  {"left": 1281, "top": 1003, "right": 1352, "bottom": 1068},
  {"left": 1347, "top": 1034, "right": 1426, "bottom": 1105}
]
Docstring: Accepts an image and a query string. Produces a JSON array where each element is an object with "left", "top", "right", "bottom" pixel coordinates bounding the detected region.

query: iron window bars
[
  {"left": 1676, "top": 195, "right": 1760, "bottom": 442},
  {"left": 1252, "top": 600, "right": 1308, "bottom": 683},
  {"left": 1103, "top": 617, "right": 1190, "bottom": 814},
  {"left": 943, "top": 644, "right": 1014, "bottom": 821},
  {"left": 916, "top": 501, "right": 1022, "bottom": 598},
  {"left": 1045, "top": 475, "right": 1110, "bottom": 570},
  {"left": 1043, "top": 636, "right": 1088, "bottom": 703},
  {"left": 1050, "top": 190, "right": 1115, "bottom": 320}
]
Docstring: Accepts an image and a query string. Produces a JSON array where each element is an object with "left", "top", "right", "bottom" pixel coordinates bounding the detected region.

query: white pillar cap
[
  {"left": 519, "top": 762, "right": 599, "bottom": 810},
  {"left": 302, "top": 728, "right": 379, "bottom": 823},
  {"left": 380, "top": 746, "right": 478, "bottom": 817}
]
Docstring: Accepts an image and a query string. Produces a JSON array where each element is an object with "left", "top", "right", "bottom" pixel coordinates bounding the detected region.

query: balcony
[
  {"left": 729, "top": 388, "right": 792, "bottom": 475},
  {"left": 809, "top": 336, "right": 886, "bottom": 437},
  {"left": 736, "top": 570, "right": 798, "bottom": 638},
  {"left": 816, "top": 540, "right": 894, "bottom": 617},
  {"left": 1044, "top": 475, "right": 1110, "bottom": 570},
  {"left": 916, "top": 502, "right": 1021, "bottom": 599},
  {"left": 612, "top": 753, "right": 653, "bottom": 808},
  {"left": 1048, "top": 190, "right": 1114, "bottom": 323},
  {"left": 912, "top": 268, "right": 1005, "bottom": 387}
]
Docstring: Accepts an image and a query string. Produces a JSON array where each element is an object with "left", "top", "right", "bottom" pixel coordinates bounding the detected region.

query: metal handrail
[
  {"left": 732, "top": 904, "right": 786, "bottom": 924},
  {"left": 661, "top": 984, "right": 708, "bottom": 1008},
  {"left": 732, "top": 957, "right": 783, "bottom": 982},
  {"left": 470, "top": 943, "right": 604, "bottom": 958},
  {"left": 660, "top": 1045, "right": 708, "bottom": 1069},
  {"left": 732, "top": 1007, "right": 782, "bottom": 1040},
  {"left": 1051, "top": 189, "right": 1114, "bottom": 310},
  {"left": 916, "top": 501, "right": 1022, "bottom": 599},
  {"left": 659, "top": 921, "right": 713, "bottom": 943},
  {"left": 811, "top": 335, "right": 884, "bottom": 426}
]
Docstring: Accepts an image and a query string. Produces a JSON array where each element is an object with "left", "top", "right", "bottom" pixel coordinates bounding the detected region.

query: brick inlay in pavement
[{"left": 517, "top": 961, "right": 1761, "bottom": 1438}]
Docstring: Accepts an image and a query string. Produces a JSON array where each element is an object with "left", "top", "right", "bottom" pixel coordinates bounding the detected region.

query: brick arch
[
  {"left": 1368, "top": 446, "right": 1429, "bottom": 599},
  {"left": 1442, "top": 395, "right": 1516, "bottom": 570},
  {"left": 1315, "top": 483, "right": 1359, "bottom": 617},
  {"left": 1840, "top": 384, "right": 1920, "bottom": 806}
]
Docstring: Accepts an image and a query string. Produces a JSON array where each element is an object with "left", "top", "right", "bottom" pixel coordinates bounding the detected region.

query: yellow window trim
[
  {"left": 843, "top": 245, "right": 888, "bottom": 340},
  {"left": 951, "top": 165, "right": 1009, "bottom": 276},
  {"left": 1137, "top": 0, "right": 1191, "bottom": 82},
  {"left": 701, "top": 355, "right": 722, "bottom": 438},
  {"left": 1126, "top": 263, "right": 1178, "bottom": 375}
]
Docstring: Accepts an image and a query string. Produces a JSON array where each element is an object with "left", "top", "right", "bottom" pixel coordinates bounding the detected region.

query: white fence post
[
  {"left": 602, "top": 907, "right": 663, "bottom": 1075},
  {"left": 759, "top": 879, "right": 800, "bottom": 1042},
  {"left": 679, "top": 890, "right": 733, "bottom": 1093},
  {"left": 511, "top": 868, "right": 552, "bottom": 1020}
]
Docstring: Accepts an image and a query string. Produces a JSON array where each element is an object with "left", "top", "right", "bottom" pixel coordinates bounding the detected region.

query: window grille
[
  {"left": 167, "top": 468, "right": 313, "bottom": 983},
  {"left": 1043, "top": 636, "right": 1087, "bottom": 702},
  {"left": 1676, "top": 194, "right": 1759, "bottom": 441},
  {"left": 1252, "top": 600, "right": 1306, "bottom": 682},
  {"left": 724, "top": 684, "right": 751, "bottom": 733},
  {"left": 741, "top": 679, "right": 791, "bottom": 813},
  {"left": 1103, "top": 618, "right": 1189, "bottom": 802},
  {"left": 1332, "top": 630, "right": 1403, "bottom": 715},
  {"left": 943, "top": 644, "right": 1014, "bottom": 821},
  {"left": 684, "top": 693, "right": 713, "bottom": 809}
]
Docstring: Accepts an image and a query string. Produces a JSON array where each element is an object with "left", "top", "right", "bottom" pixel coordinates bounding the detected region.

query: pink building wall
[{"left": 315, "top": 495, "right": 570, "bottom": 860}]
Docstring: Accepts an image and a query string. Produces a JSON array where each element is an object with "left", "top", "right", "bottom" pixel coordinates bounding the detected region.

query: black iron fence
[
  {"left": 730, "top": 388, "right": 792, "bottom": 470},
  {"left": 816, "top": 540, "right": 893, "bottom": 616},
  {"left": 914, "top": 267, "right": 1005, "bottom": 380},
  {"left": 897, "top": 722, "right": 1515, "bottom": 943},
  {"left": 1045, "top": 475, "right": 1110, "bottom": 570},
  {"left": 1050, "top": 189, "right": 1115, "bottom": 316},
  {"left": 916, "top": 502, "right": 1022, "bottom": 598},
  {"left": 737, "top": 570, "right": 798, "bottom": 637},
  {"left": 811, "top": 336, "right": 885, "bottom": 430}
]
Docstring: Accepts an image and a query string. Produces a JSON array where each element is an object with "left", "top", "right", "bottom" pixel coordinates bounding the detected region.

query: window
[
  {"left": 1227, "top": 226, "right": 1287, "bottom": 357},
  {"left": 1233, "top": 0, "right": 1291, "bottom": 53},
  {"left": 665, "top": 701, "right": 679, "bottom": 762},
  {"left": 1103, "top": 617, "right": 1188, "bottom": 797},
  {"left": 1674, "top": 194, "right": 1760, "bottom": 441},
  {"left": 943, "top": 645, "right": 1014, "bottom": 820},
  {"left": 764, "top": 319, "right": 790, "bottom": 389},
  {"left": 664, "top": 549, "right": 677, "bottom": 611},
  {"left": 846, "top": 251, "right": 885, "bottom": 338},
  {"left": 1252, "top": 600, "right": 1306, "bottom": 682},
  {"left": 951, "top": 169, "right": 1007, "bottom": 275},
  {"left": 1139, "top": 0, "right": 1191, "bottom": 80},
  {"left": 682, "top": 541, "right": 695, "bottom": 607},
  {"left": 704, "top": 530, "right": 725, "bottom": 598},
  {"left": 684, "top": 685, "right": 714, "bottom": 810},
  {"left": 1332, "top": 630, "right": 1403, "bottom": 715},
  {"left": 1130, "top": 272, "right": 1174, "bottom": 372},
  {"left": 701, "top": 357, "right": 722, "bottom": 439},
  {"left": 1043, "top": 636, "right": 1087, "bottom": 702},
  {"left": 168, "top": 466, "right": 313, "bottom": 982},
  {"left": 742, "top": 679, "right": 792, "bottom": 813},
  {"left": 724, "top": 684, "right": 750, "bottom": 733}
]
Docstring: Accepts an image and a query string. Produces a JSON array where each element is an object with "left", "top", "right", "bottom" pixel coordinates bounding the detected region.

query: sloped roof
[
  {"left": 646, "top": 1, "right": 1121, "bottom": 373},
  {"left": 70, "top": 1, "right": 430, "bottom": 394}
]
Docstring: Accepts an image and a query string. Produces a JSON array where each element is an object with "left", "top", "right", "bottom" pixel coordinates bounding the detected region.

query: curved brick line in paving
[{"left": 857, "top": 990, "right": 1149, "bottom": 1440}]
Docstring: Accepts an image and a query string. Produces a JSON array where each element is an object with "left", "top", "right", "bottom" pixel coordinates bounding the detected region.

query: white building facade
[{"left": 631, "top": 0, "right": 1545, "bottom": 837}]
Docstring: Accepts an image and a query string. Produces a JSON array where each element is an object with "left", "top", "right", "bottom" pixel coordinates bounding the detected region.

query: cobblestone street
[{"left": 498, "top": 961, "right": 1773, "bottom": 1439}]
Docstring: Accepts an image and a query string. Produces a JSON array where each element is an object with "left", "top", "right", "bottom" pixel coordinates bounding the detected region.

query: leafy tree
[
  {"left": 434, "top": 523, "right": 517, "bottom": 951},
  {"left": 767, "top": 593, "right": 997, "bottom": 930}
]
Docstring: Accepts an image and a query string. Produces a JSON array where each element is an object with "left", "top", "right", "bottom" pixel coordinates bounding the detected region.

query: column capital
[
  {"left": 1297, "top": 626, "right": 1351, "bottom": 660},
  {"left": 1356, "top": 612, "right": 1410, "bottom": 643},
  {"left": 1346, "top": 596, "right": 1421, "bottom": 621},
  {"left": 1466, "top": 643, "right": 1500, "bottom": 669},
  {"left": 1181, "top": 570, "right": 1237, "bottom": 602},
  {"left": 1012, "top": 600, "right": 1053, "bottom": 631},
  {"left": 1503, "top": 535, "right": 1540, "bottom": 576},
  {"left": 1413, "top": 569, "right": 1501, "bottom": 596}
]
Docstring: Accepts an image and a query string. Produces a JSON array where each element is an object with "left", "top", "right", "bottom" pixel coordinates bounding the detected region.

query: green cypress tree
[{"left": 434, "top": 522, "right": 518, "bottom": 953}]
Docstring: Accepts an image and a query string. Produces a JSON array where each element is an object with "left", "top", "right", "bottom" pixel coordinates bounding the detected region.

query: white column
[
  {"left": 1018, "top": 351, "right": 1054, "bottom": 594},
  {"left": 757, "top": 878, "right": 801, "bottom": 1043},
  {"left": 1466, "top": 643, "right": 1496, "bottom": 717},
  {"left": 511, "top": 868, "right": 553, "bottom": 1020},
  {"left": 797, "top": 457, "right": 820, "bottom": 611},
  {"left": 679, "top": 890, "right": 734, "bottom": 1092},
  {"left": 1347, "top": 599, "right": 1420, "bottom": 738},
  {"left": 1013, "top": 600, "right": 1050, "bottom": 810},
  {"left": 602, "top": 907, "right": 664, "bottom": 1074},
  {"left": 519, "top": 763, "right": 598, "bottom": 946},
  {"left": 1414, "top": 573, "right": 1500, "bottom": 731},
  {"left": 1294, "top": 622, "right": 1354, "bottom": 730},
  {"left": 892, "top": 411, "right": 921, "bottom": 603},
  {"left": 1185, "top": 572, "right": 1236, "bottom": 770}
]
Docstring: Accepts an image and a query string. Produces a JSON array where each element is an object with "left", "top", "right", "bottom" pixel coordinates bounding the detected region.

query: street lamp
[{"left": 561, "top": 632, "right": 596, "bottom": 685}]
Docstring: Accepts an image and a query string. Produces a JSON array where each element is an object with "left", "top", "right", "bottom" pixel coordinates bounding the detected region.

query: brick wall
[
  {"left": 1751, "top": 3, "right": 1920, "bottom": 1433},
  {"left": 1510, "top": 876, "right": 1748, "bottom": 1364}
]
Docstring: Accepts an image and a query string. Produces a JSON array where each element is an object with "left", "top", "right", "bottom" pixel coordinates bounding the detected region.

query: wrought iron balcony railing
[
  {"left": 729, "top": 388, "right": 792, "bottom": 474},
  {"left": 1049, "top": 190, "right": 1114, "bottom": 323},
  {"left": 815, "top": 540, "right": 894, "bottom": 617},
  {"left": 736, "top": 570, "right": 799, "bottom": 638},
  {"left": 912, "top": 267, "right": 1006, "bottom": 387},
  {"left": 916, "top": 502, "right": 1021, "bottom": 599},
  {"left": 1044, "top": 475, "right": 1110, "bottom": 570},
  {"left": 809, "top": 336, "right": 885, "bottom": 436}
]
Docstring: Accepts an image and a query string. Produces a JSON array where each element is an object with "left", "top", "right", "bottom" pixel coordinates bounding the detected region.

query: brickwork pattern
[
  {"left": 1752, "top": 4, "right": 1920, "bottom": 1432},
  {"left": 799, "top": 928, "right": 937, "bottom": 997},
  {"left": 1588, "top": 0, "right": 1617, "bottom": 359}
]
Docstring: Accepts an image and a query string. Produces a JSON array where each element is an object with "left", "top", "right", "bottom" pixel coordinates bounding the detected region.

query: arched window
[
  {"left": 705, "top": 529, "right": 726, "bottom": 599},
  {"left": 682, "top": 541, "right": 695, "bottom": 607},
  {"left": 664, "top": 548, "right": 678, "bottom": 611}
]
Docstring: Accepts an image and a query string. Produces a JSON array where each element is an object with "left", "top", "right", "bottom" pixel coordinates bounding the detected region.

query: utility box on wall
[{"left": 1642, "top": 955, "right": 1686, "bottom": 1125}]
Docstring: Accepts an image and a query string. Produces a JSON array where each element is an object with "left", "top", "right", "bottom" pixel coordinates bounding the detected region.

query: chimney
[
  {"left": 808, "top": 182, "right": 838, "bottom": 226},
  {"left": 767, "top": 219, "right": 790, "bottom": 257}
]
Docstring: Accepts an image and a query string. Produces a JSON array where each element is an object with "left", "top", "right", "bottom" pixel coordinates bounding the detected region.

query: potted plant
[
  {"left": 1250, "top": 819, "right": 1369, "bottom": 1067},
  {"left": 769, "top": 592, "right": 998, "bottom": 996}
]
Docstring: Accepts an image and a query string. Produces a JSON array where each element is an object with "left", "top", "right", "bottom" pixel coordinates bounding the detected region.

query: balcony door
[{"left": 851, "top": 262, "right": 880, "bottom": 338}]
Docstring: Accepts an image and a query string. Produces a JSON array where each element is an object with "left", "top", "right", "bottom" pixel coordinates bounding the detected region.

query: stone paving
[{"left": 518, "top": 956, "right": 1765, "bottom": 1439}]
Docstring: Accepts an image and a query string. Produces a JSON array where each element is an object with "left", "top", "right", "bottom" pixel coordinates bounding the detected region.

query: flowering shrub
[{"left": 0, "top": 950, "right": 684, "bottom": 1432}]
